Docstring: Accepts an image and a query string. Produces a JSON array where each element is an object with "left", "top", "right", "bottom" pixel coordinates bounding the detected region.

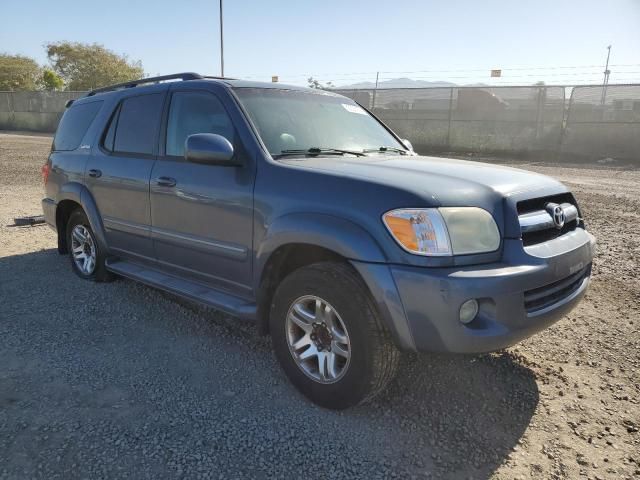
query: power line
[
  {"left": 238, "top": 64, "right": 640, "bottom": 80},
  {"left": 378, "top": 64, "right": 639, "bottom": 74},
  {"left": 379, "top": 71, "right": 640, "bottom": 80}
]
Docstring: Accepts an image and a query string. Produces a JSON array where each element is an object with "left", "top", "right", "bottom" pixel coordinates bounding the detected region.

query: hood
[{"left": 279, "top": 154, "right": 567, "bottom": 206}]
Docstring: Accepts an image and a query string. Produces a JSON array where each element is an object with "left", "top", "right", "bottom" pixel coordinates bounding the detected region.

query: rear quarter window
[{"left": 52, "top": 101, "right": 103, "bottom": 151}]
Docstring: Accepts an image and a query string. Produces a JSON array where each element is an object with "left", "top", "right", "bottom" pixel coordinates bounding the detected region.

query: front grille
[
  {"left": 517, "top": 192, "right": 575, "bottom": 215},
  {"left": 521, "top": 219, "right": 578, "bottom": 245},
  {"left": 517, "top": 193, "right": 582, "bottom": 246},
  {"left": 524, "top": 263, "right": 591, "bottom": 314}
]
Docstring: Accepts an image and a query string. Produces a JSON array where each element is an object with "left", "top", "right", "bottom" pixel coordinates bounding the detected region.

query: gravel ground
[{"left": 0, "top": 133, "right": 638, "bottom": 479}]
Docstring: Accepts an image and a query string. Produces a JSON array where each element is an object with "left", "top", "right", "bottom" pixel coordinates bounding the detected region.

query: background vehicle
[{"left": 41, "top": 73, "right": 595, "bottom": 409}]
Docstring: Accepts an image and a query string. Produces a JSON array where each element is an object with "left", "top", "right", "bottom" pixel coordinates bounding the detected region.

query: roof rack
[{"left": 86, "top": 72, "right": 204, "bottom": 96}]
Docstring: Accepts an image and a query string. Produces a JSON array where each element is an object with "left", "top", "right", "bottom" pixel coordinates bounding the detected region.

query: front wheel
[{"left": 270, "top": 262, "right": 400, "bottom": 409}]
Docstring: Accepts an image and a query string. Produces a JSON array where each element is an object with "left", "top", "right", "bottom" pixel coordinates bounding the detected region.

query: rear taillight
[{"left": 41, "top": 163, "right": 51, "bottom": 185}]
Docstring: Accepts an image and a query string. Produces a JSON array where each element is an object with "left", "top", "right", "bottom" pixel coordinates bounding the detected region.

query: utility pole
[
  {"left": 219, "top": 0, "right": 225, "bottom": 77},
  {"left": 600, "top": 45, "right": 611, "bottom": 106}
]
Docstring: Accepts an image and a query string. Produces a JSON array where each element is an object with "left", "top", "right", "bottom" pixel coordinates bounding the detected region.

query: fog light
[{"left": 459, "top": 299, "right": 479, "bottom": 324}]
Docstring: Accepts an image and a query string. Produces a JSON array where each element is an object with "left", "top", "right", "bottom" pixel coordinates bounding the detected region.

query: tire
[
  {"left": 66, "top": 209, "right": 112, "bottom": 282},
  {"left": 270, "top": 261, "right": 400, "bottom": 409}
]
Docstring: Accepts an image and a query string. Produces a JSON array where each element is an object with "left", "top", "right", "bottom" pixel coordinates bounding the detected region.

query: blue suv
[{"left": 42, "top": 73, "right": 595, "bottom": 409}]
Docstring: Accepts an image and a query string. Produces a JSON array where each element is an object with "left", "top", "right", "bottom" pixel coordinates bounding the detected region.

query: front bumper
[{"left": 355, "top": 228, "right": 595, "bottom": 354}]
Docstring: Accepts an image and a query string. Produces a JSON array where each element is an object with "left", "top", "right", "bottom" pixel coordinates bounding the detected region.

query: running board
[{"left": 105, "top": 259, "right": 256, "bottom": 320}]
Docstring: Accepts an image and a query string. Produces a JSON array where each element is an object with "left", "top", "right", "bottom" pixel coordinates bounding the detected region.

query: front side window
[
  {"left": 111, "top": 93, "right": 164, "bottom": 155},
  {"left": 165, "top": 91, "right": 235, "bottom": 157},
  {"left": 233, "top": 88, "right": 405, "bottom": 156},
  {"left": 53, "top": 100, "right": 103, "bottom": 151}
]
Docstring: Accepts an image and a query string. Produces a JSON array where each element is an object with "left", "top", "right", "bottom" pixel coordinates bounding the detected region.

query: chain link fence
[
  {"left": 335, "top": 85, "right": 640, "bottom": 162},
  {"left": 561, "top": 85, "right": 640, "bottom": 162},
  {"left": 1, "top": 85, "right": 638, "bottom": 163},
  {"left": 335, "top": 86, "right": 567, "bottom": 156}
]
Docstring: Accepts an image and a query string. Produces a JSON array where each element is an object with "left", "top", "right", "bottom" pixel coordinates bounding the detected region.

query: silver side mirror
[{"left": 185, "top": 133, "right": 236, "bottom": 165}]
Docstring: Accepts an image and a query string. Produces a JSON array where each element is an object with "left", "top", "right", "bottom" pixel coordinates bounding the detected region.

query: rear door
[
  {"left": 85, "top": 89, "right": 166, "bottom": 261},
  {"left": 149, "top": 86, "right": 255, "bottom": 298}
]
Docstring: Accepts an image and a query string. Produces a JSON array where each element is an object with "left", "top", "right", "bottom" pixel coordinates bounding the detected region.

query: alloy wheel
[
  {"left": 285, "top": 295, "right": 351, "bottom": 384},
  {"left": 70, "top": 224, "right": 96, "bottom": 275}
]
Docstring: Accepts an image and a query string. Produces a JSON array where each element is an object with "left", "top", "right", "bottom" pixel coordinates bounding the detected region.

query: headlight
[{"left": 383, "top": 207, "right": 500, "bottom": 256}]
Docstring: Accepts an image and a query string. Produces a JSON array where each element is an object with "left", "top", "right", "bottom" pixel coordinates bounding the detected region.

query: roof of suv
[
  {"left": 81, "top": 72, "right": 316, "bottom": 100},
  {"left": 67, "top": 73, "right": 341, "bottom": 110}
]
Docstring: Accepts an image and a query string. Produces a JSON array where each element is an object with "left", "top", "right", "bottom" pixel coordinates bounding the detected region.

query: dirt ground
[{"left": 0, "top": 132, "right": 638, "bottom": 479}]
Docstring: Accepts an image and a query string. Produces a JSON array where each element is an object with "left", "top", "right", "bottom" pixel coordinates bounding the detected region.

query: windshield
[{"left": 233, "top": 88, "right": 406, "bottom": 157}]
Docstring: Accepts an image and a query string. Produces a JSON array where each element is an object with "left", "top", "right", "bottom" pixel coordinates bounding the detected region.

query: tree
[
  {"left": 40, "top": 69, "right": 64, "bottom": 90},
  {"left": 0, "top": 54, "right": 41, "bottom": 91},
  {"left": 46, "top": 41, "right": 144, "bottom": 90},
  {"left": 307, "top": 77, "right": 334, "bottom": 90}
]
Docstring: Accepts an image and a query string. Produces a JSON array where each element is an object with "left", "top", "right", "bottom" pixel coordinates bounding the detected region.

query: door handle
[
  {"left": 155, "top": 176, "right": 177, "bottom": 187},
  {"left": 88, "top": 169, "right": 102, "bottom": 178}
]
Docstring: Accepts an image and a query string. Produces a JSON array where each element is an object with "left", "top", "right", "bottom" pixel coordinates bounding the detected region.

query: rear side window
[
  {"left": 165, "top": 91, "right": 235, "bottom": 157},
  {"left": 106, "top": 93, "right": 164, "bottom": 155},
  {"left": 53, "top": 101, "right": 103, "bottom": 151}
]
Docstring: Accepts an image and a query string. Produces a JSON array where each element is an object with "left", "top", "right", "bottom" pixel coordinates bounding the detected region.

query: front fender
[
  {"left": 254, "top": 213, "right": 415, "bottom": 350},
  {"left": 255, "top": 212, "right": 387, "bottom": 285},
  {"left": 56, "top": 182, "right": 109, "bottom": 254}
]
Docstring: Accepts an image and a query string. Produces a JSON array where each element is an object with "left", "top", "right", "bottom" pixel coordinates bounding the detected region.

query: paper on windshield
[{"left": 342, "top": 103, "right": 367, "bottom": 115}]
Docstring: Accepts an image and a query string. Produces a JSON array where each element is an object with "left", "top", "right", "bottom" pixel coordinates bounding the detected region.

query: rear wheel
[
  {"left": 66, "top": 209, "right": 112, "bottom": 282},
  {"left": 270, "top": 262, "right": 400, "bottom": 409}
]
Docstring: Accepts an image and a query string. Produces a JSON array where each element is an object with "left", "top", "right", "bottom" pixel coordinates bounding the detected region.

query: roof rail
[
  {"left": 203, "top": 75, "right": 237, "bottom": 81},
  {"left": 86, "top": 72, "right": 203, "bottom": 96}
]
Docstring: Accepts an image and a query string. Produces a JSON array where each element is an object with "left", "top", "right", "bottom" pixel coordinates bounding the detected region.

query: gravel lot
[{"left": 0, "top": 132, "right": 638, "bottom": 479}]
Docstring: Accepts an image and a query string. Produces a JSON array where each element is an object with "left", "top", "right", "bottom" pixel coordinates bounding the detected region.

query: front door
[
  {"left": 85, "top": 90, "right": 166, "bottom": 261},
  {"left": 149, "top": 88, "right": 255, "bottom": 299}
]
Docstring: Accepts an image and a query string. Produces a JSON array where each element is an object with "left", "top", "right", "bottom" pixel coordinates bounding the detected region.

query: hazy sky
[{"left": 3, "top": 0, "right": 639, "bottom": 86}]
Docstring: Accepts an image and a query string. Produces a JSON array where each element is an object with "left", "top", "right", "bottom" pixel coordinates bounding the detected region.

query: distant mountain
[{"left": 337, "top": 77, "right": 457, "bottom": 89}]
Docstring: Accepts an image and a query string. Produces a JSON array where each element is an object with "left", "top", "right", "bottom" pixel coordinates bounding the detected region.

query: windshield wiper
[
  {"left": 363, "top": 146, "right": 408, "bottom": 155},
  {"left": 274, "top": 147, "right": 367, "bottom": 158}
]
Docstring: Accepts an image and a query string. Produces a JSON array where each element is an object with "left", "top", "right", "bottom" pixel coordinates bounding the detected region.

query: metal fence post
[
  {"left": 534, "top": 86, "right": 545, "bottom": 145},
  {"left": 556, "top": 87, "right": 573, "bottom": 161},
  {"left": 446, "top": 87, "right": 454, "bottom": 149},
  {"left": 8, "top": 92, "right": 15, "bottom": 126},
  {"left": 371, "top": 72, "right": 379, "bottom": 110},
  {"left": 535, "top": 87, "right": 540, "bottom": 144}
]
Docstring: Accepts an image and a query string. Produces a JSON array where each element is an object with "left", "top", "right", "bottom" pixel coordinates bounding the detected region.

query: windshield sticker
[{"left": 342, "top": 103, "right": 367, "bottom": 115}]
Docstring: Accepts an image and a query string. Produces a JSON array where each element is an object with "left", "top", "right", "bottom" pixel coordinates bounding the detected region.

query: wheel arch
[
  {"left": 254, "top": 213, "right": 389, "bottom": 336},
  {"left": 256, "top": 243, "right": 345, "bottom": 334},
  {"left": 257, "top": 213, "right": 387, "bottom": 267},
  {"left": 55, "top": 182, "right": 108, "bottom": 254}
]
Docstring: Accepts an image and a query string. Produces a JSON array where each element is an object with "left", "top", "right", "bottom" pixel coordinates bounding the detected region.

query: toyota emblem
[{"left": 546, "top": 203, "right": 566, "bottom": 229}]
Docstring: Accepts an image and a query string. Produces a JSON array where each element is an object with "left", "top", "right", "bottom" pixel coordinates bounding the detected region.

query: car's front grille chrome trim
[{"left": 519, "top": 203, "right": 578, "bottom": 233}]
